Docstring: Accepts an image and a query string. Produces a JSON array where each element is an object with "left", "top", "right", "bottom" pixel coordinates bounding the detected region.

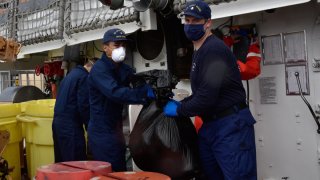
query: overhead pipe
[
  {"left": 133, "top": 0, "right": 170, "bottom": 12},
  {"left": 173, "top": 0, "right": 237, "bottom": 14}
]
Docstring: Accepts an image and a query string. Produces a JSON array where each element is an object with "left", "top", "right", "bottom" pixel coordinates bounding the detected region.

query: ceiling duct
[
  {"left": 133, "top": 0, "right": 169, "bottom": 12},
  {"left": 174, "top": 0, "right": 237, "bottom": 14},
  {"left": 98, "top": 0, "right": 124, "bottom": 10}
]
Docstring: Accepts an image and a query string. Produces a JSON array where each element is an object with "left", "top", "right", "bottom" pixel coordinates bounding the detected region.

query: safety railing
[
  {"left": 64, "top": 0, "right": 138, "bottom": 36},
  {"left": 15, "top": 0, "right": 65, "bottom": 45},
  {"left": 0, "top": 0, "right": 239, "bottom": 46},
  {"left": 0, "top": 0, "right": 15, "bottom": 38}
]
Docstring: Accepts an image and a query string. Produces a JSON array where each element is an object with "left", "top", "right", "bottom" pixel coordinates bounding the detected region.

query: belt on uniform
[{"left": 203, "top": 102, "right": 248, "bottom": 122}]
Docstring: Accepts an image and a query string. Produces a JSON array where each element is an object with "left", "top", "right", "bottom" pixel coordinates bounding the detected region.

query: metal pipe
[
  {"left": 10, "top": 0, "right": 16, "bottom": 39},
  {"left": 58, "top": 0, "right": 66, "bottom": 39},
  {"left": 173, "top": 0, "right": 237, "bottom": 14},
  {"left": 64, "top": 0, "right": 72, "bottom": 36}
]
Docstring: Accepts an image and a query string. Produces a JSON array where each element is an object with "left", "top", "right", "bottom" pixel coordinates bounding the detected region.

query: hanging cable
[
  {"left": 246, "top": 80, "right": 249, "bottom": 106},
  {"left": 92, "top": 41, "right": 95, "bottom": 58},
  {"left": 93, "top": 41, "right": 104, "bottom": 52},
  {"left": 216, "top": 17, "right": 232, "bottom": 29}
]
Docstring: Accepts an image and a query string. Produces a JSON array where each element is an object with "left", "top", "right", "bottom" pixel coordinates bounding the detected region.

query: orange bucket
[
  {"left": 36, "top": 161, "right": 112, "bottom": 180},
  {"left": 93, "top": 171, "right": 171, "bottom": 180}
]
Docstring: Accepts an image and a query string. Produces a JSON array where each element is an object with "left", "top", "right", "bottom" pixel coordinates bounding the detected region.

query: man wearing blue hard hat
[
  {"left": 163, "top": 1, "right": 257, "bottom": 179},
  {"left": 87, "top": 28, "right": 155, "bottom": 171}
]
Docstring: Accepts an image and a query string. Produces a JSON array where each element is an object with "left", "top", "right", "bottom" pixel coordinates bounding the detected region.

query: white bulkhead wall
[
  {"left": 133, "top": 42, "right": 168, "bottom": 73},
  {"left": 235, "top": 1, "right": 320, "bottom": 179},
  {"left": 134, "top": 1, "right": 320, "bottom": 179}
]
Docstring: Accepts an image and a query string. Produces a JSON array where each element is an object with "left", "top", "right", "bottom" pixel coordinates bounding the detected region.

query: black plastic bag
[
  {"left": 130, "top": 70, "right": 179, "bottom": 104},
  {"left": 129, "top": 101, "right": 199, "bottom": 179}
]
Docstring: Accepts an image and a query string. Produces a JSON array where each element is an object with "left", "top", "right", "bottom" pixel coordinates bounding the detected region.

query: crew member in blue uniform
[
  {"left": 87, "top": 28, "right": 155, "bottom": 171},
  {"left": 164, "top": 1, "right": 257, "bottom": 179},
  {"left": 52, "top": 58, "right": 96, "bottom": 163}
]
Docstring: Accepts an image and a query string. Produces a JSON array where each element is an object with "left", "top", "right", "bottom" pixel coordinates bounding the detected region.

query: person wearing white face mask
[
  {"left": 87, "top": 28, "right": 155, "bottom": 171},
  {"left": 112, "top": 46, "right": 126, "bottom": 62}
]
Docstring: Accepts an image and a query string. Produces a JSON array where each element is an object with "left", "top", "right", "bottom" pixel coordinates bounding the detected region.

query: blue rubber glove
[
  {"left": 146, "top": 85, "right": 156, "bottom": 99},
  {"left": 163, "top": 100, "right": 180, "bottom": 117}
]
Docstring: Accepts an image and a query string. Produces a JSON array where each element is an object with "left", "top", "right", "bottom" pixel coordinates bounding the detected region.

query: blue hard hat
[
  {"left": 181, "top": 1, "right": 211, "bottom": 19},
  {"left": 103, "top": 28, "right": 128, "bottom": 44}
]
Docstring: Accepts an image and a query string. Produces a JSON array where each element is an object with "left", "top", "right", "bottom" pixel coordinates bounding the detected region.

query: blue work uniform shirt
[
  {"left": 88, "top": 53, "right": 147, "bottom": 132},
  {"left": 177, "top": 35, "right": 246, "bottom": 118},
  {"left": 54, "top": 65, "right": 90, "bottom": 128},
  {"left": 87, "top": 53, "right": 147, "bottom": 171},
  {"left": 52, "top": 65, "right": 89, "bottom": 162}
]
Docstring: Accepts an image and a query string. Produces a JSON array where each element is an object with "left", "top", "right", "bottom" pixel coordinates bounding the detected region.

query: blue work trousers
[
  {"left": 88, "top": 131, "right": 127, "bottom": 172},
  {"left": 52, "top": 123, "right": 87, "bottom": 163},
  {"left": 198, "top": 108, "right": 257, "bottom": 180}
]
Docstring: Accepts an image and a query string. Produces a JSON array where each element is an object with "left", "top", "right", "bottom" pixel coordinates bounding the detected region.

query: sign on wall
[
  {"left": 285, "top": 65, "right": 309, "bottom": 95},
  {"left": 259, "top": 77, "right": 278, "bottom": 104},
  {"left": 261, "top": 34, "right": 284, "bottom": 65},
  {"left": 262, "top": 30, "right": 309, "bottom": 96},
  {"left": 283, "top": 31, "right": 307, "bottom": 64},
  {"left": 283, "top": 31, "right": 309, "bottom": 95}
]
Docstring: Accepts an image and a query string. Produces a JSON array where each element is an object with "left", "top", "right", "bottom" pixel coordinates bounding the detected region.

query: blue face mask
[{"left": 184, "top": 24, "right": 205, "bottom": 41}]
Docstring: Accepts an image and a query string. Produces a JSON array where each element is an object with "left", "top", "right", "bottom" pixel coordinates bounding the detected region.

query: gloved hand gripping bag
[{"left": 129, "top": 101, "right": 199, "bottom": 179}]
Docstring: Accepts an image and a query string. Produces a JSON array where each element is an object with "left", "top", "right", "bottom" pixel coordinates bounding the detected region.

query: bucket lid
[
  {"left": 36, "top": 161, "right": 112, "bottom": 180},
  {"left": 102, "top": 171, "right": 171, "bottom": 180},
  {"left": 61, "top": 161, "right": 112, "bottom": 176}
]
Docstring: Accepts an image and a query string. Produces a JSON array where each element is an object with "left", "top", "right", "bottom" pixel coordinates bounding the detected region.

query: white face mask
[{"left": 112, "top": 46, "right": 126, "bottom": 63}]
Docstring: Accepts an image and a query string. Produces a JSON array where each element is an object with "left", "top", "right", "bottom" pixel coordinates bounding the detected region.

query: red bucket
[
  {"left": 93, "top": 171, "right": 171, "bottom": 180},
  {"left": 36, "top": 161, "right": 112, "bottom": 180}
]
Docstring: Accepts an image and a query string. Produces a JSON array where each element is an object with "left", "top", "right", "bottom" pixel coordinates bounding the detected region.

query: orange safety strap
[
  {"left": 51, "top": 83, "right": 57, "bottom": 99},
  {"left": 194, "top": 116, "right": 203, "bottom": 133}
]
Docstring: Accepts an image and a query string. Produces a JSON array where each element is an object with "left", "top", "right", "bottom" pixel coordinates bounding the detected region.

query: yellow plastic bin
[
  {"left": 19, "top": 100, "right": 36, "bottom": 138},
  {"left": 16, "top": 99, "right": 55, "bottom": 179},
  {"left": 18, "top": 100, "right": 37, "bottom": 178},
  {"left": 0, "top": 103, "right": 22, "bottom": 180}
]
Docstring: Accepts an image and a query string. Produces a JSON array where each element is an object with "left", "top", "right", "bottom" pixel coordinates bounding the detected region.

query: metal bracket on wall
[{"left": 312, "top": 58, "right": 320, "bottom": 72}]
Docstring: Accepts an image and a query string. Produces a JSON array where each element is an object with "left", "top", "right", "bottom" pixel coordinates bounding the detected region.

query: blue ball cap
[
  {"left": 182, "top": 1, "right": 211, "bottom": 19},
  {"left": 103, "top": 28, "right": 128, "bottom": 44}
]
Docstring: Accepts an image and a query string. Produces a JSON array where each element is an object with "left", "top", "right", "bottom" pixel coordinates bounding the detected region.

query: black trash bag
[
  {"left": 130, "top": 69, "right": 179, "bottom": 104},
  {"left": 129, "top": 101, "right": 199, "bottom": 179},
  {"left": 129, "top": 70, "right": 199, "bottom": 179},
  {"left": 132, "top": 69, "right": 178, "bottom": 88}
]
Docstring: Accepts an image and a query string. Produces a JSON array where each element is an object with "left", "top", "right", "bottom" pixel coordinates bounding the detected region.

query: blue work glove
[
  {"left": 146, "top": 85, "right": 156, "bottom": 99},
  {"left": 163, "top": 100, "right": 181, "bottom": 117}
]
